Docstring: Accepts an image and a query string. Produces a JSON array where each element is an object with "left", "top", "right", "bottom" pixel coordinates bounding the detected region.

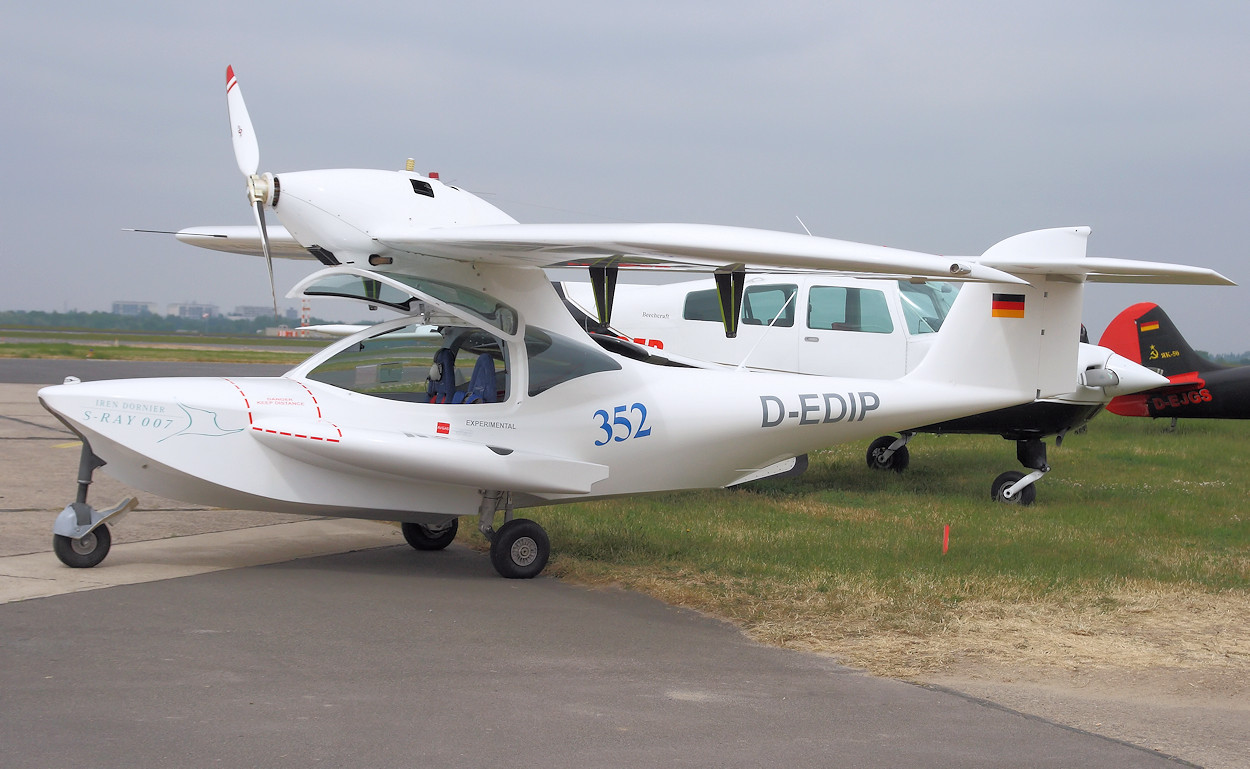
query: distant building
[
  {"left": 232, "top": 305, "right": 274, "bottom": 320},
  {"left": 168, "top": 302, "right": 219, "bottom": 319},
  {"left": 112, "top": 301, "right": 157, "bottom": 316}
]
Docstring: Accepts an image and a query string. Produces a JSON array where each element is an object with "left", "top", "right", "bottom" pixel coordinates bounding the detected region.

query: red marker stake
[{"left": 942, "top": 524, "right": 950, "bottom": 555}]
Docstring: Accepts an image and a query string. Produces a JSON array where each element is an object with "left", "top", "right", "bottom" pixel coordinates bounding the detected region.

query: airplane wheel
[
  {"left": 866, "top": 436, "right": 909, "bottom": 473},
  {"left": 52, "top": 525, "right": 112, "bottom": 568},
  {"left": 990, "top": 471, "right": 1036, "bottom": 506},
  {"left": 489, "top": 519, "right": 550, "bottom": 579},
  {"left": 401, "top": 519, "right": 459, "bottom": 551}
]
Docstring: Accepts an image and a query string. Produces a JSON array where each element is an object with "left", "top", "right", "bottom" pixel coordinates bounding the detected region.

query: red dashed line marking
[
  {"left": 251, "top": 425, "right": 341, "bottom": 443},
  {"left": 295, "top": 382, "right": 323, "bottom": 418},
  {"left": 232, "top": 378, "right": 340, "bottom": 443},
  {"left": 223, "top": 378, "right": 254, "bottom": 425}
]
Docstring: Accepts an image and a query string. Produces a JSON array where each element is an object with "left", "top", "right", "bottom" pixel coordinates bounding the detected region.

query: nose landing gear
[{"left": 51, "top": 443, "right": 137, "bottom": 568}]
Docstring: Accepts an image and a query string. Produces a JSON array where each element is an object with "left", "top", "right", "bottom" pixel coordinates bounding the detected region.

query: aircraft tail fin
[
  {"left": 908, "top": 228, "right": 1088, "bottom": 399},
  {"left": 1097, "top": 303, "right": 1217, "bottom": 378}
]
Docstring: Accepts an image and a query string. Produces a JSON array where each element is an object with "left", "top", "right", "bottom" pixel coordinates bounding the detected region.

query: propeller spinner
[{"left": 225, "top": 65, "right": 279, "bottom": 319}]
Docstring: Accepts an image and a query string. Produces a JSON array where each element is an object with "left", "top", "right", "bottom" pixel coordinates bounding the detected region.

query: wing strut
[
  {"left": 714, "top": 265, "right": 746, "bottom": 338},
  {"left": 589, "top": 263, "right": 619, "bottom": 326}
]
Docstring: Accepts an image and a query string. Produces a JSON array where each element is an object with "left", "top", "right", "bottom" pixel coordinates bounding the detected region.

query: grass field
[
  {"left": 490, "top": 415, "right": 1248, "bottom": 677},
  {"left": 0, "top": 336, "right": 316, "bottom": 364}
]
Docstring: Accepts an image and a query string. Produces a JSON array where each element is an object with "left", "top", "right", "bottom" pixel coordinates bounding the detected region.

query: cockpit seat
[
  {"left": 427, "top": 348, "right": 457, "bottom": 403},
  {"left": 462, "top": 353, "right": 497, "bottom": 404}
]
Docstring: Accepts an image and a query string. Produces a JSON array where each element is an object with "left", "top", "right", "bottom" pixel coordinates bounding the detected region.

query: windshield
[{"left": 898, "top": 280, "right": 960, "bottom": 334}]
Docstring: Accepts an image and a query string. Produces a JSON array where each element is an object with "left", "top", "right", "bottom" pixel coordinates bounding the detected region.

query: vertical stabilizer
[
  {"left": 1098, "top": 303, "right": 1218, "bottom": 377},
  {"left": 908, "top": 228, "right": 1088, "bottom": 400}
]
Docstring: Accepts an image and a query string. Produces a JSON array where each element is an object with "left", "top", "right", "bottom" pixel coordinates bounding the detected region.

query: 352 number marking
[{"left": 593, "top": 403, "right": 651, "bottom": 446}]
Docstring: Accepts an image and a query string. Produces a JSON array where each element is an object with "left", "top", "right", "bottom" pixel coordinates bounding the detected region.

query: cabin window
[
  {"left": 683, "top": 284, "right": 797, "bottom": 327},
  {"left": 301, "top": 273, "right": 417, "bottom": 311},
  {"left": 741, "top": 284, "right": 796, "bottom": 327},
  {"left": 683, "top": 288, "right": 721, "bottom": 322},
  {"left": 306, "top": 325, "right": 509, "bottom": 404},
  {"left": 383, "top": 275, "right": 518, "bottom": 336},
  {"left": 898, "top": 280, "right": 960, "bottom": 334},
  {"left": 807, "top": 286, "right": 894, "bottom": 333},
  {"left": 526, "top": 327, "right": 621, "bottom": 396}
]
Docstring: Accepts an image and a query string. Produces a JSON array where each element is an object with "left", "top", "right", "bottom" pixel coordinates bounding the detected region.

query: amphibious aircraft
[
  {"left": 1099, "top": 302, "right": 1250, "bottom": 421},
  {"left": 30, "top": 67, "right": 1182, "bottom": 577}
]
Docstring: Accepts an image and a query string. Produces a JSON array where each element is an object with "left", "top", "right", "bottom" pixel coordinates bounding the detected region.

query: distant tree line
[
  {"left": 0, "top": 310, "right": 338, "bottom": 336},
  {"left": 1201, "top": 350, "right": 1250, "bottom": 366}
]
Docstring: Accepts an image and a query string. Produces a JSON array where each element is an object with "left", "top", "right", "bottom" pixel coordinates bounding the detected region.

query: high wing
[
  {"left": 177, "top": 220, "right": 1028, "bottom": 284},
  {"left": 175, "top": 222, "right": 1234, "bottom": 286},
  {"left": 370, "top": 222, "right": 1028, "bottom": 283}
]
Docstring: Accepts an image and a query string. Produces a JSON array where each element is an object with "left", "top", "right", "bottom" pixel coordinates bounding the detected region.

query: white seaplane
[
  {"left": 558, "top": 240, "right": 1233, "bottom": 503},
  {"left": 32, "top": 68, "right": 1203, "bottom": 578}
]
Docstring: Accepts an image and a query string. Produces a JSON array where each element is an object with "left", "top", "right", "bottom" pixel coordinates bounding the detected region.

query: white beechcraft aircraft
[{"left": 34, "top": 67, "right": 1221, "bottom": 578}]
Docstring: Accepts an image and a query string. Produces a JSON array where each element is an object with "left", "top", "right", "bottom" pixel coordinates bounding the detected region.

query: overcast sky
[{"left": 3, "top": 2, "right": 1247, "bottom": 351}]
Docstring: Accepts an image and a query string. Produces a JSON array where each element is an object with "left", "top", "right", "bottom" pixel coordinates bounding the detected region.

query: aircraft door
[{"left": 798, "top": 283, "right": 908, "bottom": 378}]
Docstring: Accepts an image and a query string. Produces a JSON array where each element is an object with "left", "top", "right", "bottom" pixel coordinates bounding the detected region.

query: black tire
[
  {"left": 990, "top": 471, "right": 1037, "bottom": 506},
  {"left": 489, "top": 519, "right": 550, "bottom": 579},
  {"left": 866, "top": 436, "right": 909, "bottom": 473},
  {"left": 401, "top": 519, "right": 459, "bottom": 551},
  {"left": 52, "top": 525, "right": 112, "bottom": 568}
]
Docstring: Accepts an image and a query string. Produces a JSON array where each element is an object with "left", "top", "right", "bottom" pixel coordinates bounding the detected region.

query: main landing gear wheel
[
  {"left": 991, "top": 471, "right": 1037, "bottom": 506},
  {"left": 401, "top": 519, "right": 459, "bottom": 551},
  {"left": 866, "top": 435, "right": 909, "bottom": 473},
  {"left": 489, "top": 518, "right": 550, "bottom": 579},
  {"left": 52, "top": 524, "right": 112, "bottom": 568}
]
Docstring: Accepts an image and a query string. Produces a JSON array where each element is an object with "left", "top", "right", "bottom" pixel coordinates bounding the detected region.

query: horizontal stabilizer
[
  {"left": 971, "top": 227, "right": 1234, "bottom": 285},
  {"left": 250, "top": 419, "right": 608, "bottom": 494}
]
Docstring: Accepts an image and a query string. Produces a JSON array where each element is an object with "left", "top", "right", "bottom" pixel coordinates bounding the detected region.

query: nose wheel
[
  {"left": 866, "top": 433, "right": 912, "bottom": 473},
  {"left": 989, "top": 438, "right": 1049, "bottom": 505},
  {"left": 990, "top": 470, "right": 1038, "bottom": 505},
  {"left": 51, "top": 443, "right": 137, "bottom": 568},
  {"left": 53, "top": 525, "right": 113, "bottom": 568}
]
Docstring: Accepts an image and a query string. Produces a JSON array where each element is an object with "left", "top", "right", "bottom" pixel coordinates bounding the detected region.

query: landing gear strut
[
  {"left": 990, "top": 438, "right": 1048, "bottom": 505},
  {"left": 51, "top": 443, "right": 137, "bottom": 568},
  {"left": 477, "top": 490, "right": 549, "bottom": 579}
]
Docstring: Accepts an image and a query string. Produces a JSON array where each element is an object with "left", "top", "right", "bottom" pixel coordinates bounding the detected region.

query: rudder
[{"left": 1098, "top": 303, "right": 1213, "bottom": 377}]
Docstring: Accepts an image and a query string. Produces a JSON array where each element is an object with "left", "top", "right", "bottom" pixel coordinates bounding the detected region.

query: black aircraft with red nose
[{"left": 1099, "top": 302, "right": 1250, "bottom": 420}]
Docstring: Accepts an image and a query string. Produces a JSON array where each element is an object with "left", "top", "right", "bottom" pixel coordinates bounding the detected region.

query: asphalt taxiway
[{"left": 0, "top": 360, "right": 1193, "bottom": 767}]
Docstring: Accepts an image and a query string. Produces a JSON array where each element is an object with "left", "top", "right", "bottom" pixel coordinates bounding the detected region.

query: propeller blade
[
  {"left": 252, "top": 200, "right": 279, "bottom": 319},
  {"left": 226, "top": 65, "right": 259, "bottom": 177}
]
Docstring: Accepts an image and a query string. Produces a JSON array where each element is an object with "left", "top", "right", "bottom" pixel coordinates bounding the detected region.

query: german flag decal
[
  {"left": 1139, "top": 320, "right": 1160, "bottom": 332},
  {"left": 991, "top": 293, "right": 1026, "bottom": 318}
]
